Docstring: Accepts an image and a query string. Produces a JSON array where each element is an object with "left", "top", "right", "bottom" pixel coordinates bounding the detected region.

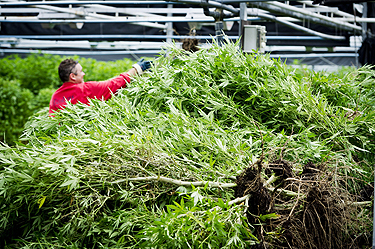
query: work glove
[{"left": 132, "top": 58, "right": 152, "bottom": 75}]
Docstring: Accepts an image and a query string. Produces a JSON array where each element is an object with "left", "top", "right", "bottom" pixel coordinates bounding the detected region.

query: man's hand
[
  {"left": 133, "top": 58, "right": 152, "bottom": 75},
  {"left": 137, "top": 58, "right": 152, "bottom": 71}
]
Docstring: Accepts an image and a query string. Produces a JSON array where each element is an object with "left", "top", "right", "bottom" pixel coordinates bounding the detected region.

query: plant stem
[{"left": 110, "top": 176, "right": 237, "bottom": 188}]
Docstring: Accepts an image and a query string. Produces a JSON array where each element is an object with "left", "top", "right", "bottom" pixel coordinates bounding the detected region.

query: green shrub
[
  {"left": 0, "top": 54, "right": 137, "bottom": 145},
  {"left": 0, "top": 54, "right": 63, "bottom": 94},
  {"left": 79, "top": 57, "right": 136, "bottom": 82},
  {"left": 33, "top": 87, "right": 55, "bottom": 110},
  {"left": 0, "top": 53, "right": 136, "bottom": 93},
  {"left": 0, "top": 79, "right": 34, "bottom": 144},
  {"left": 0, "top": 56, "right": 16, "bottom": 79}
]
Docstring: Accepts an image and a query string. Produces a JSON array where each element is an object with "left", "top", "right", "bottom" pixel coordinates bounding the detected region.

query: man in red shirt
[{"left": 49, "top": 58, "right": 151, "bottom": 115}]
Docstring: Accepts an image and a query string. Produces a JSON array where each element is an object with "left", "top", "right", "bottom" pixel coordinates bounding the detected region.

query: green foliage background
[
  {"left": 0, "top": 79, "right": 34, "bottom": 143},
  {"left": 0, "top": 40, "right": 374, "bottom": 248},
  {"left": 0, "top": 54, "right": 135, "bottom": 145}
]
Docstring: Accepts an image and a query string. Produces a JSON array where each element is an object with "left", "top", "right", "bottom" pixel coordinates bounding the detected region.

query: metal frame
[{"left": 0, "top": 0, "right": 373, "bottom": 65}]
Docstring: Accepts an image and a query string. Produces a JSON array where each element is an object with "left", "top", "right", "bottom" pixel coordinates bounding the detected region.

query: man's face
[{"left": 71, "top": 63, "right": 85, "bottom": 83}]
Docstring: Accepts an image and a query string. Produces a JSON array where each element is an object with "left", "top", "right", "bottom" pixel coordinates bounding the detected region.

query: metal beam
[
  {"left": 269, "top": 52, "right": 358, "bottom": 58},
  {"left": 0, "top": 34, "right": 238, "bottom": 39},
  {"left": 258, "top": 1, "right": 362, "bottom": 31},
  {"left": 0, "top": 17, "right": 216, "bottom": 23},
  {"left": 0, "top": 35, "right": 329, "bottom": 42},
  {"left": 0, "top": 0, "right": 306, "bottom": 6},
  {"left": 0, "top": 48, "right": 162, "bottom": 55},
  {"left": 0, "top": 1, "right": 172, "bottom": 6},
  {"left": 31, "top": 4, "right": 167, "bottom": 29},
  {"left": 298, "top": 1, "right": 355, "bottom": 18},
  {"left": 246, "top": 9, "right": 347, "bottom": 40}
]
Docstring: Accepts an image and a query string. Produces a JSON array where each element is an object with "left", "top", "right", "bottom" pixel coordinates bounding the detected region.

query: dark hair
[{"left": 58, "top": 58, "right": 78, "bottom": 83}]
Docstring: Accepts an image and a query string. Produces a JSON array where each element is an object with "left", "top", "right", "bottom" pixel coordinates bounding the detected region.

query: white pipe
[
  {"left": 265, "top": 1, "right": 361, "bottom": 31},
  {"left": 0, "top": 48, "right": 162, "bottom": 55},
  {"left": 298, "top": 1, "right": 355, "bottom": 18},
  {"left": 0, "top": 0, "right": 170, "bottom": 6},
  {"left": 247, "top": 10, "right": 346, "bottom": 40},
  {"left": 269, "top": 53, "right": 358, "bottom": 58},
  {"left": 32, "top": 4, "right": 167, "bottom": 29},
  {"left": 81, "top": 4, "right": 162, "bottom": 18},
  {"left": 334, "top": 18, "right": 375, "bottom": 23}
]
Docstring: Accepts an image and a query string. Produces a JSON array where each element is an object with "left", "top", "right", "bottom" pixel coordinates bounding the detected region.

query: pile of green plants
[
  {"left": 0, "top": 54, "right": 135, "bottom": 144},
  {"left": 0, "top": 39, "right": 374, "bottom": 248}
]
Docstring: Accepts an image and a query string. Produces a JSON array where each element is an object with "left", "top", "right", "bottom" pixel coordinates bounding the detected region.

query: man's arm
[
  {"left": 85, "top": 58, "right": 152, "bottom": 101},
  {"left": 127, "top": 67, "right": 137, "bottom": 77}
]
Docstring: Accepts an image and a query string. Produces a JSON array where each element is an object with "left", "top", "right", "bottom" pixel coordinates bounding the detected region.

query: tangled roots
[{"left": 234, "top": 159, "right": 371, "bottom": 248}]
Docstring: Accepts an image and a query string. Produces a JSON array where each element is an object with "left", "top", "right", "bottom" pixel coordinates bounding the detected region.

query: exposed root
[
  {"left": 182, "top": 38, "right": 200, "bottom": 53},
  {"left": 235, "top": 163, "right": 272, "bottom": 245},
  {"left": 235, "top": 159, "right": 372, "bottom": 249},
  {"left": 265, "top": 159, "right": 294, "bottom": 188}
]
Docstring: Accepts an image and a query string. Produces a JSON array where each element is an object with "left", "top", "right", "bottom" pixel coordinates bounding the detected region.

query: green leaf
[
  {"left": 259, "top": 213, "right": 280, "bottom": 222},
  {"left": 191, "top": 190, "right": 203, "bottom": 206},
  {"left": 37, "top": 195, "right": 47, "bottom": 209}
]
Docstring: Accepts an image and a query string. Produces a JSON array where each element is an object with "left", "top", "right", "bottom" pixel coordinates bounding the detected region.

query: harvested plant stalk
[{"left": 0, "top": 38, "right": 374, "bottom": 248}]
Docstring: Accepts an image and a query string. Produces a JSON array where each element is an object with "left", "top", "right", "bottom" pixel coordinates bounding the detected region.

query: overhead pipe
[
  {"left": 0, "top": 34, "right": 224, "bottom": 40},
  {"left": 0, "top": 48, "right": 162, "bottom": 55},
  {"left": 0, "top": 16, "right": 261, "bottom": 23},
  {"left": 0, "top": 1, "right": 173, "bottom": 6},
  {"left": 219, "top": 0, "right": 281, "bottom": 2},
  {"left": 80, "top": 4, "right": 163, "bottom": 18},
  {"left": 0, "top": 34, "right": 325, "bottom": 40},
  {"left": 168, "top": 0, "right": 346, "bottom": 40},
  {"left": 32, "top": 4, "right": 167, "bottom": 29},
  {"left": 199, "top": 0, "right": 236, "bottom": 19},
  {"left": 256, "top": 2, "right": 352, "bottom": 31},
  {"left": 269, "top": 53, "right": 358, "bottom": 58},
  {"left": 170, "top": 0, "right": 239, "bottom": 15},
  {"left": 1, "top": 0, "right": 348, "bottom": 40},
  {"left": 0, "top": 0, "right": 279, "bottom": 6},
  {"left": 2, "top": 0, "right": 372, "bottom": 28},
  {"left": 259, "top": 1, "right": 362, "bottom": 32},
  {"left": 298, "top": 1, "right": 355, "bottom": 18},
  {"left": 247, "top": 9, "right": 346, "bottom": 40},
  {"left": 0, "top": 48, "right": 357, "bottom": 59},
  {"left": 0, "top": 16, "right": 217, "bottom": 23}
]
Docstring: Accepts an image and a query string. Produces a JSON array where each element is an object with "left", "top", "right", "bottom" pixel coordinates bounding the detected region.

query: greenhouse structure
[
  {"left": 1, "top": 1, "right": 375, "bottom": 249},
  {"left": 1, "top": 0, "right": 375, "bottom": 70}
]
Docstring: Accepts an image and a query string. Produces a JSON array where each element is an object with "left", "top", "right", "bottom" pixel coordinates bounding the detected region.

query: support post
[
  {"left": 239, "top": 2, "right": 248, "bottom": 49},
  {"left": 166, "top": 4, "right": 173, "bottom": 44},
  {"left": 363, "top": 2, "right": 368, "bottom": 40},
  {"left": 215, "top": 21, "right": 224, "bottom": 45}
]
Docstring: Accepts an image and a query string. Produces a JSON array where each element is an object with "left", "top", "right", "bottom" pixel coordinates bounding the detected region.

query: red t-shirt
[{"left": 49, "top": 73, "right": 131, "bottom": 115}]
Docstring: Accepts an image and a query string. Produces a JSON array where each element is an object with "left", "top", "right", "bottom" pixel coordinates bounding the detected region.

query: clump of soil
[
  {"left": 182, "top": 38, "right": 200, "bottom": 53},
  {"left": 359, "top": 183, "right": 374, "bottom": 201},
  {"left": 302, "top": 160, "right": 322, "bottom": 178},
  {"left": 235, "top": 166, "right": 272, "bottom": 226},
  {"left": 265, "top": 159, "right": 294, "bottom": 187},
  {"left": 235, "top": 159, "right": 370, "bottom": 248}
]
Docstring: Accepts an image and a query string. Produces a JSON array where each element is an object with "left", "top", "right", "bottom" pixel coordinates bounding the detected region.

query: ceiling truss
[{"left": 0, "top": 0, "right": 373, "bottom": 64}]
